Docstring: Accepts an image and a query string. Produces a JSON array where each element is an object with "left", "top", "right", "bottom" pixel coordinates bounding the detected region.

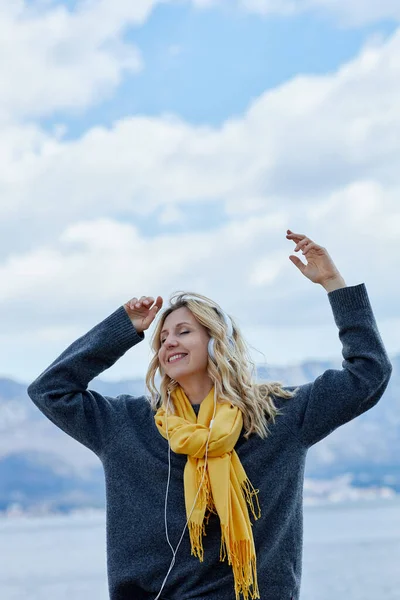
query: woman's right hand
[{"left": 123, "top": 295, "right": 163, "bottom": 334}]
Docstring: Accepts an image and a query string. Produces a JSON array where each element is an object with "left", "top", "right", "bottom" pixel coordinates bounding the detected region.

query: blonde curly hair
[{"left": 145, "top": 291, "right": 298, "bottom": 440}]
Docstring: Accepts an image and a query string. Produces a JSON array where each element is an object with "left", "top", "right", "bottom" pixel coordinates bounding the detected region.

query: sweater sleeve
[
  {"left": 282, "top": 283, "right": 392, "bottom": 448},
  {"left": 27, "top": 305, "right": 145, "bottom": 456}
]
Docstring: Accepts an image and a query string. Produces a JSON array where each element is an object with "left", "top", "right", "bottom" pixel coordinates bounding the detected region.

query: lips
[{"left": 168, "top": 353, "right": 188, "bottom": 363}]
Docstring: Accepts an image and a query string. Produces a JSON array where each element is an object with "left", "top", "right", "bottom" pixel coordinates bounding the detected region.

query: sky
[{"left": 1, "top": 0, "right": 400, "bottom": 384}]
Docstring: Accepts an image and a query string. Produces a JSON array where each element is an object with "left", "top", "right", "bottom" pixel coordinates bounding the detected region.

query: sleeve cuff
[
  {"left": 328, "top": 283, "right": 372, "bottom": 313},
  {"left": 100, "top": 305, "right": 145, "bottom": 353}
]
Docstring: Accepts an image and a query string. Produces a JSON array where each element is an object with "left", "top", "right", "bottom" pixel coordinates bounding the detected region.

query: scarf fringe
[
  {"left": 196, "top": 463, "right": 218, "bottom": 515},
  {"left": 220, "top": 525, "right": 261, "bottom": 600},
  {"left": 161, "top": 388, "right": 261, "bottom": 600},
  {"left": 189, "top": 522, "right": 261, "bottom": 600},
  {"left": 188, "top": 520, "right": 207, "bottom": 562},
  {"left": 241, "top": 477, "right": 261, "bottom": 521},
  {"left": 189, "top": 474, "right": 261, "bottom": 600}
]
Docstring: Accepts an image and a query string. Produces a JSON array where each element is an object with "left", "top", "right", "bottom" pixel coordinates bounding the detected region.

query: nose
[
  {"left": 162, "top": 337, "right": 179, "bottom": 362},
  {"left": 165, "top": 338, "right": 179, "bottom": 348},
  {"left": 163, "top": 334, "right": 179, "bottom": 348}
]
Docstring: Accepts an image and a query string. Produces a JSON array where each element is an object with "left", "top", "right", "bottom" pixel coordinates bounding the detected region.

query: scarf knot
[{"left": 154, "top": 385, "right": 261, "bottom": 600}]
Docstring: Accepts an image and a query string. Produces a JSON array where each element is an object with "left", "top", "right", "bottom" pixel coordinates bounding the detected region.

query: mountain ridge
[{"left": 1, "top": 352, "right": 398, "bottom": 513}]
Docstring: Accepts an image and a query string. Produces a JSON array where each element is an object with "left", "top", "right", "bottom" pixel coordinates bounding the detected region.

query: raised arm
[
  {"left": 280, "top": 231, "right": 392, "bottom": 446},
  {"left": 282, "top": 282, "right": 392, "bottom": 447},
  {"left": 27, "top": 296, "right": 163, "bottom": 456}
]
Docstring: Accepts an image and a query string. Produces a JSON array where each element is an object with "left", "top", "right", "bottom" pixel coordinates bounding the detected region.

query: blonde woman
[{"left": 27, "top": 230, "right": 392, "bottom": 600}]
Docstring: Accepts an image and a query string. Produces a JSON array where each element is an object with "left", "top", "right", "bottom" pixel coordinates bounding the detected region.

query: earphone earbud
[{"left": 180, "top": 294, "right": 235, "bottom": 361}]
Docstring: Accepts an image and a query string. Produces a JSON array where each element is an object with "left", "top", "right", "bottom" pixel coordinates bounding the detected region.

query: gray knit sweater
[{"left": 27, "top": 283, "right": 392, "bottom": 600}]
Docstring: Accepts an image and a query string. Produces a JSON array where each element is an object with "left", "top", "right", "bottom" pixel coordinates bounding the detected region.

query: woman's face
[{"left": 158, "top": 306, "right": 210, "bottom": 381}]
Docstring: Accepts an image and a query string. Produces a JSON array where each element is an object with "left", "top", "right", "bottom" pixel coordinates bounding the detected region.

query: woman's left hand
[{"left": 286, "top": 230, "right": 344, "bottom": 286}]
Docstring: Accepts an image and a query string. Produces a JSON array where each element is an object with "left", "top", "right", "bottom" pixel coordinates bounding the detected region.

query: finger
[
  {"left": 294, "top": 238, "right": 311, "bottom": 252},
  {"left": 143, "top": 296, "right": 154, "bottom": 307},
  {"left": 128, "top": 297, "right": 138, "bottom": 309},
  {"left": 145, "top": 298, "right": 163, "bottom": 325},
  {"left": 302, "top": 242, "right": 317, "bottom": 255},
  {"left": 289, "top": 255, "right": 306, "bottom": 273},
  {"left": 154, "top": 296, "right": 163, "bottom": 310},
  {"left": 148, "top": 296, "right": 163, "bottom": 317},
  {"left": 134, "top": 296, "right": 149, "bottom": 308},
  {"left": 289, "top": 235, "right": 309, "bottom": 245},
  {"left": 287, "top": 230, "right": 307, "bottom": 240}
]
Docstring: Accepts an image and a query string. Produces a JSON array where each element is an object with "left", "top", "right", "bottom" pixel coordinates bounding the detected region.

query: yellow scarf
[{"left": 154, "top": 385, "right": 261, "bottom": 600}]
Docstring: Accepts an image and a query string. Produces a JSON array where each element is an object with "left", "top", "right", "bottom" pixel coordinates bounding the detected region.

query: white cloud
[
  {"left": 0, "top": 0, "right": 169, "bottom": 122},
  {"left": 237, "top": 0, "right": 400, "bottom": 26},
  {"left": 2, "top": 171, "right": 399, "bottom": 382},
  {"left": 0, "top": 213, "right": 289, "bottom": 323},
  {"left": 1, "top": 4, "right": 400, "bottom": 382},
  {"left": 0, "top": 212, "right": 300, "bottom": 381},
  {"left": 238, "top": 0, "right": 298, "bottom": 17},
  {"left": 249, "top": 252, "right": 286, "bottom": 286},
  {"left": 159, "top": 204, "right": 186, "bottom": 224},
  {"left": 1, "top": 0, "right": 399, "bottom": 125},
  {"left": 190, "top": 0, "right": 400, "bottom": 25},
  {"left": 2, "top": 30, "right": 400, "bottom": 248}
]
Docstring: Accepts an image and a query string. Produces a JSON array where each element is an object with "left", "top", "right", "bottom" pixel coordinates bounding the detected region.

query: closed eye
[{"left": 161, "top": 331, "right": 190, "bottom": 344}]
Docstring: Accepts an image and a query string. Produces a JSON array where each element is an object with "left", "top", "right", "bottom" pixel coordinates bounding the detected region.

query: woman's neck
[{"left": 178, "top": 377, "right": 214, "bottom": 405}]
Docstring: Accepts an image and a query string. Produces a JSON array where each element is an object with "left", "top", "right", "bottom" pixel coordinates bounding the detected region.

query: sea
[{"left": 1, "top": 497, "right": 399, "bottom": 600}]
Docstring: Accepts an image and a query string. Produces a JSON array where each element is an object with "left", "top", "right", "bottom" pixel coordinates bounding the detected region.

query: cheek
[{"left": 193, "top": 343, "right": 209, "bottom": 364}]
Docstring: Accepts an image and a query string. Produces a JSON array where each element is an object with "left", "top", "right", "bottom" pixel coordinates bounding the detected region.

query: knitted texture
[{"left": 27, "top": 284, "right": 392, "bottom": 600}]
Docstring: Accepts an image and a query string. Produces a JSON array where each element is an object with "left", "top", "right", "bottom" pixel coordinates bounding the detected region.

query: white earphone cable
[{"left": 153, "top": 385, "right": 217, "bottom": 600}]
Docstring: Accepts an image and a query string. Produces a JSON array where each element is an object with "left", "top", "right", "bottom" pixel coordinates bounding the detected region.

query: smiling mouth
[{"left": 168, "top": 354, "right": 188, "bottom": 364}]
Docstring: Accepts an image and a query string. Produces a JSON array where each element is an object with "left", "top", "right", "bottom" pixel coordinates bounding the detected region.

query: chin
[
  {"left": 167, "top": 367, "right": 193, "bottom": 382},
  {"left": 167, "top": 367, "right": 189, "bottom": 378}
]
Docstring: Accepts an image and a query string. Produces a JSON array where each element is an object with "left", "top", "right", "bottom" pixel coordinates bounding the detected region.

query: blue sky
[
  {"left": 43, "top": 3, "right": 397, "bottom": 137},
  {"left": 2, "top": 0, "right": 400, "bottom": 381},
  {"left": 38, "top": 2, "right": 397, "bottom": 241}
]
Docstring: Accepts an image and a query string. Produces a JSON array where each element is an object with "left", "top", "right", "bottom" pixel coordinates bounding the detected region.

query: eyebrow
[{"left": 160, "top": 322, "right": 193, "bottom": 336}]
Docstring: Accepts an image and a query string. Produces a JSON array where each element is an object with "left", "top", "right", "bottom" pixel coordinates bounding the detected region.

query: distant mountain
[{"left": 0, "top": 353, "right": 399, "bottom": 513}]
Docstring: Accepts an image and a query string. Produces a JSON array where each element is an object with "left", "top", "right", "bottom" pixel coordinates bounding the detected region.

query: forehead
[{"left": 161, "top": 306, "right": 197, "bottom": 331}]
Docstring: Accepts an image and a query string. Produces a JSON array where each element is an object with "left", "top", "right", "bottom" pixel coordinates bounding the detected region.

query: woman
[{"left": 27, "top": 230, "right": 392, "bottom": 600}]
